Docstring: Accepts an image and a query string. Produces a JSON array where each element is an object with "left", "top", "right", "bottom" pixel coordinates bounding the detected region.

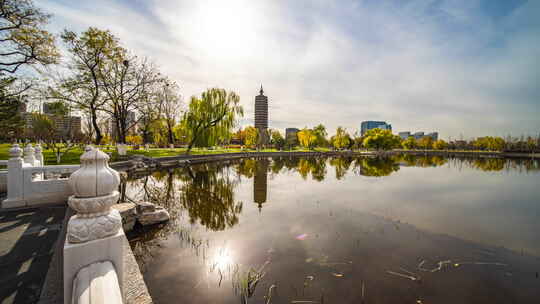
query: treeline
[
  {"left": 232, "top": 125, "right": 540, "bottom": 153},
  {"left": 0, "top": 0, "right": 244, "bottom": 155}
]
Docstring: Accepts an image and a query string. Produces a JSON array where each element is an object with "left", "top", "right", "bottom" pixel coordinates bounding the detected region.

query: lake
[{"left": 127, "top": 156, "right": 540, "bottom": 304}]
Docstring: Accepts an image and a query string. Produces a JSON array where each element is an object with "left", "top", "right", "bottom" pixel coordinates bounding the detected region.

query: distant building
[
  {"left": 254, "top": 86, "right": 269, "bottom": 145},
  {"left": 285, "top": 128, "right": 299, "bottom": 141},
  {"left": 412, "top": 132, "right": 424, "bottom": 140},
  {"left": 426, "top": 132, "right": 438, "bottom": 141},
  {"left": 400, "top": 131, "right": 438, "bottom": 141},
  {"left": 109, "top": 111, "right": 138, "bottom": 139},
  {"left": 398, "top": 131, "right": 411, "bottom": 140},
  {"left": 360, "top": 121, "right": 392, "bottom": 136}
]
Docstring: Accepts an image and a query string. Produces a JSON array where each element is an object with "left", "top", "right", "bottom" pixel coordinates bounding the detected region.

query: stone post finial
[
  {"left": 23, "top": 143, "right": 36, "bottom": 165},
  {"left": 9, "top": 144, "right": 23, "bottom": 159},
  {"left": 66, "top": 147, "right": 122, "bottom": 243},
  {"left": 34, "top": 143, "right": 44, "bottom": 166}
]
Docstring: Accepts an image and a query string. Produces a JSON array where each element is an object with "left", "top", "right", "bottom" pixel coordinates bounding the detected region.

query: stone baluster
[
  {"left": 2, "top": 144, "right": 25, "bottom": 208},
  {"left": 63, "top": 146, "right": 125, "bottom": 303},
  {"left": 34, "top": 143, "right": 44, "bottom": 166},
  {"left": 23, "top": 143, "right": 36, "bottom": 166}
]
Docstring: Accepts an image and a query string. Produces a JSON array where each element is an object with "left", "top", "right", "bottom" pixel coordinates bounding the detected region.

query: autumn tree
[
  {"left": 243, "top": 126, "right": 259, "bottom": 147},
  {"left": 433, "top": 139, "right": 448, "bottom": 150},
  {"left": 331, "top": 126, "right": 351, "bottom": 150},
  {"left": 297, "top": 128, "right": 317, "bottom": 149},
  {"left": 417, "top": 136, "right": 434, "bottom": 150},
  {"left": 180, "top": 88, "right": 243, "bottom": 153},
  {"left": 362, "top": 129, "right": 401, "bottom": 151},
  {"left": 402, "top": 136, "right": 417, "bottom": 150}
]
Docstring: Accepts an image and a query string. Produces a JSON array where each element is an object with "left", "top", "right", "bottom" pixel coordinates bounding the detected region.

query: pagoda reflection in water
[{"left": 253, "top": 158, "right": 269, "bottom": 212}]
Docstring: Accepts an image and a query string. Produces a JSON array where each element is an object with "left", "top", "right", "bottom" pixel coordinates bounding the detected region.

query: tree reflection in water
[
  {"left": 180, "top": 163, "right": 243, "bottom": 231},
  {"left": 126, "top": 155, "right": 540, "bottom": 297}
]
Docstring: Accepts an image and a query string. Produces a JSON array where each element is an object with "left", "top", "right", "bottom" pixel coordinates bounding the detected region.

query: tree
[
  {"left": 0, "top": 86, "right": 24, "bottom": 140},
  {"left": 126, "top": 134, "right": 142, "bottom": 145},
  {"left": 100, "top": 54, "right": 163, "bottom": 143},
  {"left": 243, "top": 126, "right": 259, "bottom": 147},
  {"left": 269, "top": 129, "right": 285, "bottom": 150},
  {"left": 180, "top": 88, "right": 243, "bottom": 153},
  {"left": 331, "top": 126, "right": 351, "bottom": 150},
  {"left": 402, "top": 136, "right": 417, "bottom": 150},
  {"left": 362, "top": 129, "right": 401, "bottom": 151},
  {"left": 433, "top": 139, "right": 448, "bottom": 150},
  {"left": 0, "top": 0, "right": 59, "bottom": 75},
  {"left": 418, "top": 136, "right": 434, "bottom": 150},
  {"left": 297, "top": 128, "right": 317, "bottom": 149},
  {"left": 158, "top": 79, "right": 182, "bottom": 145},
  {"left": 30, "top": 113, "right": 75, "bottom": 164},
  {"left": 48, "top": 27, "right": 122, "bottom": 144},
  {"left": 313, "top": 124, "right": 328, "bottom": 147}
]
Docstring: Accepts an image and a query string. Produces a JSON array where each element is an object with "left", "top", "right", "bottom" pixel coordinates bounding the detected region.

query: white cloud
[{"left": 40, "top": 0, "right": 540, "bottom": 138}]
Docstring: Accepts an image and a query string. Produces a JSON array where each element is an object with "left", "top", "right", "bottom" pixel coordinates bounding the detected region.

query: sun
[
  {"left": 211, "top": 247, "right": 234, "bottom": 272},
  {"left": 188, "top": 0, "right": 258, "bottom": 60}
]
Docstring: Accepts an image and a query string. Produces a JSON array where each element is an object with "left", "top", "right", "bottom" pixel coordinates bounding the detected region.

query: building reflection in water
[{"left": 253, "top": 157, "right": 269, "bottom": 212}]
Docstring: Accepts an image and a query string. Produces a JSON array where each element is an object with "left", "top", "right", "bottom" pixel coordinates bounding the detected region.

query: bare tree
[{"left": 99, "top": 54, "right": 163, "bottom": 143}]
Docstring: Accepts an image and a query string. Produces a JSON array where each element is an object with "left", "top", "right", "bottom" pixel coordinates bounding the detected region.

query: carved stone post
[
  {"left": 34, "top": 143, "right": 44, "bottom": 166},
  {"left": 64, "top": 146, "right": 125, "bottom": 303},
  {"left": 2, "top": 144, "right": 25, "bottom": 208},
  {"left": 23, "top": 143, "right": 36, "bottom": 166}
]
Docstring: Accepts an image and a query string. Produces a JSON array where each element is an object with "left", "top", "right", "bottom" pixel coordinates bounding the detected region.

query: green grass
[{"left": 0, "top": 144, "right": 308, "bottom": 165}]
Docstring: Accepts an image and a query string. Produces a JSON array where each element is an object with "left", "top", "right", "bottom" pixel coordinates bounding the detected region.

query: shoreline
[{"left": 116, "top": 150, "right": 539, "bottom": 176}]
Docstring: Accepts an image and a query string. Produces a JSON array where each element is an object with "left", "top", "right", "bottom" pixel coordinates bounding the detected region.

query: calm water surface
[{"left": 127, "top": 156, "right": 540, "bottom": 304}]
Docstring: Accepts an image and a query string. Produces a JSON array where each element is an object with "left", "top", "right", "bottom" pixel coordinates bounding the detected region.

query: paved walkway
[{"left": 0, "top": 206, "right": 66, "bottom": 304}]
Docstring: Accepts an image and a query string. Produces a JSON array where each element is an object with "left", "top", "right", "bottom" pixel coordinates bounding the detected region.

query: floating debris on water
[
  {"left": 291, "top": 301, "right": 319, "bottom": 303},
  {"left": 296, "top": 234, "right": 308, "bottom": 240},
  {"left": 418, "top": 259, "right": 507, "bottom": 273},
  {"left": 387, "top": 270, "right": 420, "bottom": 281},
  {"left": 332, "top": 273, "right": 344, "bottom": 277}
]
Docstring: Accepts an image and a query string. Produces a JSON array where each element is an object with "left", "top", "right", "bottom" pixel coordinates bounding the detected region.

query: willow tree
[
  {"left": 331, "top": 126, "right": 351, "bottom": 150},
  {"left": 297, "top": 128, "right": 316, "bottom": 149},
  {"left": 180, "top": 88, "right": 243, "bottom": 153}
]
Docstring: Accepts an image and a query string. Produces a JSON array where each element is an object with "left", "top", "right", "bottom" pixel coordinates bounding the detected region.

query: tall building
[
  {"left": 360, "top": 121, "right": 392, "bottom": 136},
  {"left": 254, "top": 85, "right": 269, "bottom": 144}
]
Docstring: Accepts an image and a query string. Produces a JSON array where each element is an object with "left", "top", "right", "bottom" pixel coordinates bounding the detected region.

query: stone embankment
[{"left": 111, "top": 150, "right": 539, "bottom": 176}]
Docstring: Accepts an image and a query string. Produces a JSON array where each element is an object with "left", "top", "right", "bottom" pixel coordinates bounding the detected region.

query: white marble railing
[{"left": 1, "top": 144, "right": 80, "bottom": 208}]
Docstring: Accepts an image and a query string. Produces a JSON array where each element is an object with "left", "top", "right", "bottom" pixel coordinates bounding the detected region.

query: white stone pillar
[
  {"left": 2, "top": 144, "right": 26, "bottom": 208},
  {"left": 63, "top": 146, "right": 124, "bottom": 303},
  {"left": 34, "top": 143, "right": 44, "bottom": 166},
  {"left": 23, "top": 143, "right": 36, "bottom": 166}
]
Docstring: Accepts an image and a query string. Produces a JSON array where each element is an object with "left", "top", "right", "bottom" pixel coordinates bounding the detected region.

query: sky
[{"left": 39, "top": 0, "right": 540, "bottom": 139}]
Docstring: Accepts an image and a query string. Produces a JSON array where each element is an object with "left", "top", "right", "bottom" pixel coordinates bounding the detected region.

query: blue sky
[{"left": 40, "top": 0, "right": 539, "bottom": 139}]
